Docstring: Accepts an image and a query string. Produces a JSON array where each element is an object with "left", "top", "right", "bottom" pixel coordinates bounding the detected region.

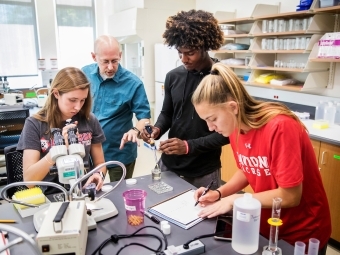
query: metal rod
[{"left": 68, "top": 160, "right": 126, "bottom": 202}]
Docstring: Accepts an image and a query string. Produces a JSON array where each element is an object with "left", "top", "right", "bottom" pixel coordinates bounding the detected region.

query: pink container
[{"left": 123, "top": 189, "right": 147, "bottom": 226}]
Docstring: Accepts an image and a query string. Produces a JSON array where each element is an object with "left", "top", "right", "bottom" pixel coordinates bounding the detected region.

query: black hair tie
[{"left": 210, "top": 70, "right": 218, "bottom": 75}]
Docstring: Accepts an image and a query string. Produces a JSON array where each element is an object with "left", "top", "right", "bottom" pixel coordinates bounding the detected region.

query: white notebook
[{"left": 148, "top": 189, "right": 204, "bottom": 229}]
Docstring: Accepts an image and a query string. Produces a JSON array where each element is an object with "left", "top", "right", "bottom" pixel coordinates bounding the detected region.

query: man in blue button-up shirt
[{"left": 82, "top": 35, "right": 151, "bottom": 181}]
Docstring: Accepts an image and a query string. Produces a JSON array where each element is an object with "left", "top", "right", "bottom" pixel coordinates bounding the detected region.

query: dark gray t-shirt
[{"left": 17, "top": 113, "right": 106, "bottom": 193}]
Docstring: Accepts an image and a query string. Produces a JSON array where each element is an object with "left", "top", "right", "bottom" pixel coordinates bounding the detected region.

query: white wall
[
  {"left": 96, "top": 0, "right": 115, "bottom": 36},
  {"left": 196, "top": 0, "right": 295, "bottom": 17}
]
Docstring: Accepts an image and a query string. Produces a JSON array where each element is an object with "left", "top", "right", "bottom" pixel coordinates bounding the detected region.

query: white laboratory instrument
[
  {"left": 33, "top": 124, "right": 123, "bottom": 232},
  {"left": 41, "top": 69, "right": 58, "bottom": 88},
  {"left": 0, "top": 123, "right": 127, "bottom": 255},
  {"left": 32, "top": 157, "right": 126, "bottom": 255},
  {"left": 36, "top": 88, "right": 48, "bottom": 108},
  {"left": 4, "top": 93, "right": 24, "bottom": 105},
  {"left": 35, "top": 201, "right": 88, "bottom": 255}
]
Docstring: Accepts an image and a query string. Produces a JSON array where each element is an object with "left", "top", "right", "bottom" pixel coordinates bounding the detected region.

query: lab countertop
[{"left": 302, "top": 119, "right": 340, "bottom": 146}]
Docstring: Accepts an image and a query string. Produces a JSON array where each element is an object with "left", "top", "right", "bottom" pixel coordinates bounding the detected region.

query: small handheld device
[{"left": 214, "top": 214, "right": 233, "bottom": 241}]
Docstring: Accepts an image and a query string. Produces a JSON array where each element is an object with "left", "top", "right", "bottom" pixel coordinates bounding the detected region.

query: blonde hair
[
  {"left": 192, "top": 63, "right": 306, "bottom": 135},
  {"left": 34, "top": 67, "right": 92, "bottom": 132}
]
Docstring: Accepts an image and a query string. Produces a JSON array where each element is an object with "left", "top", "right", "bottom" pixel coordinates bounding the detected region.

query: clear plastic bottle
[
  {"left": 324, "top": 102, "right": 336, "bottom": 125},
  {"left": 334, "top": 103, "right": 340, "bottom": 125},
  {"left": 232, "top": 193, "right": 261, "bottom": 254},
  {"left": 315, "top": 100, "right": 326, "bottom": 120}
]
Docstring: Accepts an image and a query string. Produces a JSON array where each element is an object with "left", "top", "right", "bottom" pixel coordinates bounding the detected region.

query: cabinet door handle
[{"left": 320, "top": 151, "right": 327, "bottom": 165}]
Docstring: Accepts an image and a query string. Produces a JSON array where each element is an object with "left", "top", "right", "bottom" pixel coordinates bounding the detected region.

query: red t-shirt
[{"left": 229, "top": 115, "right": 331, "bottom": 248}]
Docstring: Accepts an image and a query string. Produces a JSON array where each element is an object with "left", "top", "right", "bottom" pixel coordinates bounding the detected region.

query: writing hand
[
  {"left": 194, "top": 187, "right": 219, "bottom": 207},
  {"left": 198, "top": 194, "right": 240, "bottom": 218}
]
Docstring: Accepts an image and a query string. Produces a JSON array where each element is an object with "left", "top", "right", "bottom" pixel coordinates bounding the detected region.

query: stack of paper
[{"left": 148, "top": 189, "right": 204, "bottom": 230}]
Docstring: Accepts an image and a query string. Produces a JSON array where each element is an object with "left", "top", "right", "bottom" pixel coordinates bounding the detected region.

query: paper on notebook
[{"left": 148, "top": 189, "right": 204, "bottom": 229}]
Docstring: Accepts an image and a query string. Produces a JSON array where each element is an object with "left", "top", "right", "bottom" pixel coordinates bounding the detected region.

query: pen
[
  {"left": 0, "top": 220, "right": 16, "bottom": 223},
  {"left": 194, "top": 180, "right": 214, "bottom": 206},
  {"left": 144, "top": 211, "right": 160, "bottom": 224}
]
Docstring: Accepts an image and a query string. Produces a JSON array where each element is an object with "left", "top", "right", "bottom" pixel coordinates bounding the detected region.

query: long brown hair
[
  {"left": 34, "top": 67, "right": 92, "bottom": 132},
  {"left": 192, "top": 63, "right": 306, "bottom": 136}
]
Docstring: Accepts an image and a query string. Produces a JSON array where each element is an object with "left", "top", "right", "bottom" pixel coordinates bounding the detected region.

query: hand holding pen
[{"left": 194, "top": 180, "right": 214, "bottom": 206}]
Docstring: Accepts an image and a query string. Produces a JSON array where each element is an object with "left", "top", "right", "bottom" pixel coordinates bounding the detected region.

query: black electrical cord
[
  {"left": 90, "top": 225, "right": 168, "bottom": 255},
  {"left": 182, "top": 233, "right": 217, "bottom": 249},
  {"left": 116, "top": 242, "right": 160, "bottom": 255}
]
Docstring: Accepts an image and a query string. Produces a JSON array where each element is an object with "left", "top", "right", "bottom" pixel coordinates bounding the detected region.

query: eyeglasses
[{"left": 98, "top": 59, "right": 120, "bottom": 66}]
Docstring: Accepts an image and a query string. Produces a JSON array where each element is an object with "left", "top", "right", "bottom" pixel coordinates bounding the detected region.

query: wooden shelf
[
  {"left": 313, "top": 5, "right": 340, "bottom": 13},
  {"left": 224, "top": 34, "right": 252, "bottom": 38},
  {"left": 213, "top": 2, "right": 336, "bottom": 94},
  {"left": 252, "top": 50, "right": 311, "bottom": 54},
  {"left": 254, "top": 10, "right": 313, "bottom": 20},
  {"left": 245, "top": 81, "right": 304, "bottom": 91},
  {"left": 213, "top": 50, "right": 250, "bottom": 53},
  {"left": 225, "top": 65, "right": 250, "bottom": 69},
  {"left": 250, "top": 66, "right": 329, "bottom": 72},
  {"left": 309, "top": 58, "right": 340, "bottom": 62},
  {"left": 252, "top": 30, "right": 317, "bottom": 37},
  {"left": 219, "top": 17, "right": 253, "bottom": 24}
]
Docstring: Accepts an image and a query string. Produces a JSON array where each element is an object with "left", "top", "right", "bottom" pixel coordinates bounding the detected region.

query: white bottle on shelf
[
  {"left": 334, "top": 103, "right": 340, "bottom": 125},
  {"left": 324, "top": 102, "right": 336, "bottom": 125},
  {"left": 315, "top": 101, "right": 326, "bottom": 120}
]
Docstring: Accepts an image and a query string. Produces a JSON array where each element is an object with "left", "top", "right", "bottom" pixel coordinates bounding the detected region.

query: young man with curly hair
[{"left": 141, "top": 10, "right": 229, "bottom": 190}]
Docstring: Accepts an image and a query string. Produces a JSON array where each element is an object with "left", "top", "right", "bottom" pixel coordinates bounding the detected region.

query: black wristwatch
[{"left": 132, "top": 127, "right": 141, "bottom": 138}]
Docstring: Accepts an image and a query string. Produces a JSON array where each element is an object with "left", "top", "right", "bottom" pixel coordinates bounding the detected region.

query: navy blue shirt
[{"left": 82, "top": 63, "right": 151, "bottom": 165}]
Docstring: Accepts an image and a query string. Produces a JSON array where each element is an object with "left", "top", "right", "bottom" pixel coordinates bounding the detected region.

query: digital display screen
[{"left": 214, "top": 215, "right": 233, "bottom": 241}]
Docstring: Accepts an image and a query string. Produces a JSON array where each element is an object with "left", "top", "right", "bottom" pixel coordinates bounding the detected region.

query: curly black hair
[{"left": 162, "top": 9, "right": 224, "bottom": 51}]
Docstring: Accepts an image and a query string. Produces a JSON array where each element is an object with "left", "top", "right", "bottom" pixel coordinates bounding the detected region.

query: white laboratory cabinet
[{"left": 154, "top": 43, "right": 181, "bottom": 140}]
